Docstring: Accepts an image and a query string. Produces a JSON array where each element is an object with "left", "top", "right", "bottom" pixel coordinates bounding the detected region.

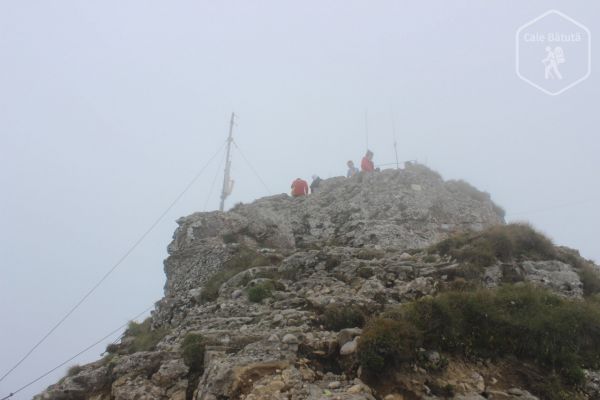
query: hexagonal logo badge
[{"left": 516, "top": 10, "right": 591, "bottom": 96}]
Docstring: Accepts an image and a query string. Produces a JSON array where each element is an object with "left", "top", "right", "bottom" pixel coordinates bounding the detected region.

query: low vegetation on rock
[
  {"left": 321, "top": 303, "right": 366, "bottom": 331},
  {"left": 431, "top": 223, "right": 556, "bottom": 266},
  {"left": 358, "top": 284, "right": 600, "bottom": 394},
  {"left": 181, "top": 333, "right": 206, "bottom": 373},
  {"left": 247, "top": 281, "right": 275, "bottom": 303},
  {"left": 201, "top": 246, "right": 275, "bottom": 302},
  {"left": 123, "top": 318, "right": 168, "bottom": 353},
  {"left": 66, "top": 365, "right": 83, "bottom": 377},
  {"left": 357, "top": 317, "right": 420, "bottom": 372},
  {"left": 431, "top": 223, "right": 600, "bottom": 295}
]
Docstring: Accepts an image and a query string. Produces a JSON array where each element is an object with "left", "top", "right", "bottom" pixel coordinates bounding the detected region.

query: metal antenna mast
[
  {"left": 219, "top": 112, "right": 235, "bottom": 212},
  {"left": 391, "top": 109, "right": 400, "bottom": 169}
]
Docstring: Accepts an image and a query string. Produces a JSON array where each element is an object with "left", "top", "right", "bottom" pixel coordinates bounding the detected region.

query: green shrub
[
  {"left": 201, "top": 246, "right": 273, "bottom": 302},
  {"left": 357, "top": 267, "right": 374, "bottom": 279},
  {"left": 534, "top": 374, "right": 577, "bottom": 400},
  {"left": 247, "top": 281, "right": 275, "bottom": 303},
  {"left": 125, "top": 318, "right": 168, "bottom": 353},
  {"left": 321, "top": 303, "right": 366, "bottom": 331},
  {"left": 105, "top": 343, "right": 119, "bottom": 354},
  {"left": 359, "top": 284, "right": 600, "bottom": 395},
  {"left": 221, "top": 233, "right": 238, "bottom": 243},
  {"left": 67, "top": 364, "right": 83, "bottom": 376},
  {"left": 431, "top": 224, "right": 556, "bottom": 269},
  {"left": 181, "top": 333, "right": 206, "bottom": 372},
  {"left": 578, "top": 264, "right": 600, "bottom": 297},
  {"left": 405, "top": 285, "right": 600, "bottom": 385},
  {"left": 357, "top": 318, "right": 421, "bottom": 373}
]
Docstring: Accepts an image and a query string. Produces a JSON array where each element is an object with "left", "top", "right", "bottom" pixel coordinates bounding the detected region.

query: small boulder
[
  {"left": 328, "top": 381, "right": 342, "bottom": 389},
  {"left": 151, "top": 359, "right": 189, "bottom": 387},
  {"left": 384, "top": 394, "right": 404, "bottom": 400},
  {"left": 337, "top": 328, "right": 362, "bottom": 346},
  {"left": 273, "top": 314, "right": 284, "bottom": 323},
  {"left": 340, "top": 339, "right": 358, "bottom": 356},
  {"left": 282, "top": 334, "right": 299, "bottom": 344}
]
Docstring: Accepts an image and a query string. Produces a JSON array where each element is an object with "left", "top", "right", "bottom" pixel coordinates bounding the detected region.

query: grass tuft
[
  {"left": 201, "top": 246, "right": 275, "bottom": 302},
  {"left": 124, "top": 318, "right": 168, "bottom": 353}
]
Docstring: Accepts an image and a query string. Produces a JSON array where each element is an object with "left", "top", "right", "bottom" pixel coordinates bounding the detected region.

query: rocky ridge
[{"left": 35, "top": 164, "right": 600, "bottom": 400}]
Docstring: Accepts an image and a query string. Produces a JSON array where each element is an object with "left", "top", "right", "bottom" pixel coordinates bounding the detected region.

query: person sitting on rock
[
  {"left": 361, "top": 150, "right": 376, "bottom": 172},
  {"left": 346, "top": 160, "right": 359, "bottom": 177},
  {"left": 291, "top": 178, "right": 309, "bottom": 197},
  {"left": 310, "top": 175, "right": 323, "bottom": 194}
]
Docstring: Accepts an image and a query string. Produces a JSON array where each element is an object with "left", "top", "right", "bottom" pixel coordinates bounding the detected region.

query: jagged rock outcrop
[
  {"left": 35, "top": 165, "right": 600, "bottom": 400},
  {"left": 161, "top": 165, "right": 504, "bottom": 314}
]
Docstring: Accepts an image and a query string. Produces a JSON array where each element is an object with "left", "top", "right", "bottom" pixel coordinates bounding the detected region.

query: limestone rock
[
  {"left": 337, "top": 328, "right": 362, "bottom": 346},
  {"left": 282, "top": 333, "right": 299, "bottom": 344},
  {"left": 340, "top": 339, "right": 358, "bottom": 356},
  {"left": 151, "top": 359, "right": 188, "bottom": 387},
  {"left": 584, "top": 369, "right": 600, "bottom": 399},
  {"left": 35, "top": 165, "right": 595, "bottom": 400},
  {"left": 160, "top": 166, "right": 504, "bottom": 301},
  {"left": 521, "top": 260, "right": 583, "bottom": 298},
  {"left": 384, "top": 395, "right": 404, "bottom": 400},
  {"left": 112, "top": 376, "right": 165, "bottom": 400}
]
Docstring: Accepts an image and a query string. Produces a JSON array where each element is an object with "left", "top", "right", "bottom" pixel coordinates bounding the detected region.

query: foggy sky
[{"left": 1, "top": 1, "right": 598, "bottom": 398}]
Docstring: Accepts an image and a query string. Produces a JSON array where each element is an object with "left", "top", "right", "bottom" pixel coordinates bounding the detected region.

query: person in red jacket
[
  {"left": 361, "top": 150, "right": 375, "bottom": 172},
  {"left": 291, "top": 178, "right": 309, "bottom": 197}
]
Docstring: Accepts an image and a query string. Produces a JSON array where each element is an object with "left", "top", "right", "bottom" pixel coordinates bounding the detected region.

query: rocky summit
[{"left": 35, "top": 164, "right": 600, "bottom": 400}]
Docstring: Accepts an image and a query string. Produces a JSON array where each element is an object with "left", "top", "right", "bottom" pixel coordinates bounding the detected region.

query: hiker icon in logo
[
  {"left": 516, "top": 10, "right": 591, "bottom": 96},
  {"left": 542, "top": 46, "right": 565, "bottom": 80}
]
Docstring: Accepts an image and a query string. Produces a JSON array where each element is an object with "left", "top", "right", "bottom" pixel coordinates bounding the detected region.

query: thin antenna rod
[
  {"left": 219, "top": 112, "right": 235, "bottom": 212},
  {"left": 364, "top": 109, "right": 369, "bottom": 150},
  {"left": 390, "top": 108, "right": 399, "bottom": 169}
]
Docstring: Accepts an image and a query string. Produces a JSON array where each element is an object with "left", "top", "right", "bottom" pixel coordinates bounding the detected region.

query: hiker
[
  {"left": 542, "top": 46, "right": 564, "bottom": 80},
  {"left": 291, "top": 178, "right": 309, "bottom": 197},
  {"left": 346, "top": 160, "right": 359, "bottom": 177},
  {"left": 361, "top": 150, "right": 375, "bottom": 172},
  {"left": 310, "top": 175, "right": 322, "bottom": 194}
]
